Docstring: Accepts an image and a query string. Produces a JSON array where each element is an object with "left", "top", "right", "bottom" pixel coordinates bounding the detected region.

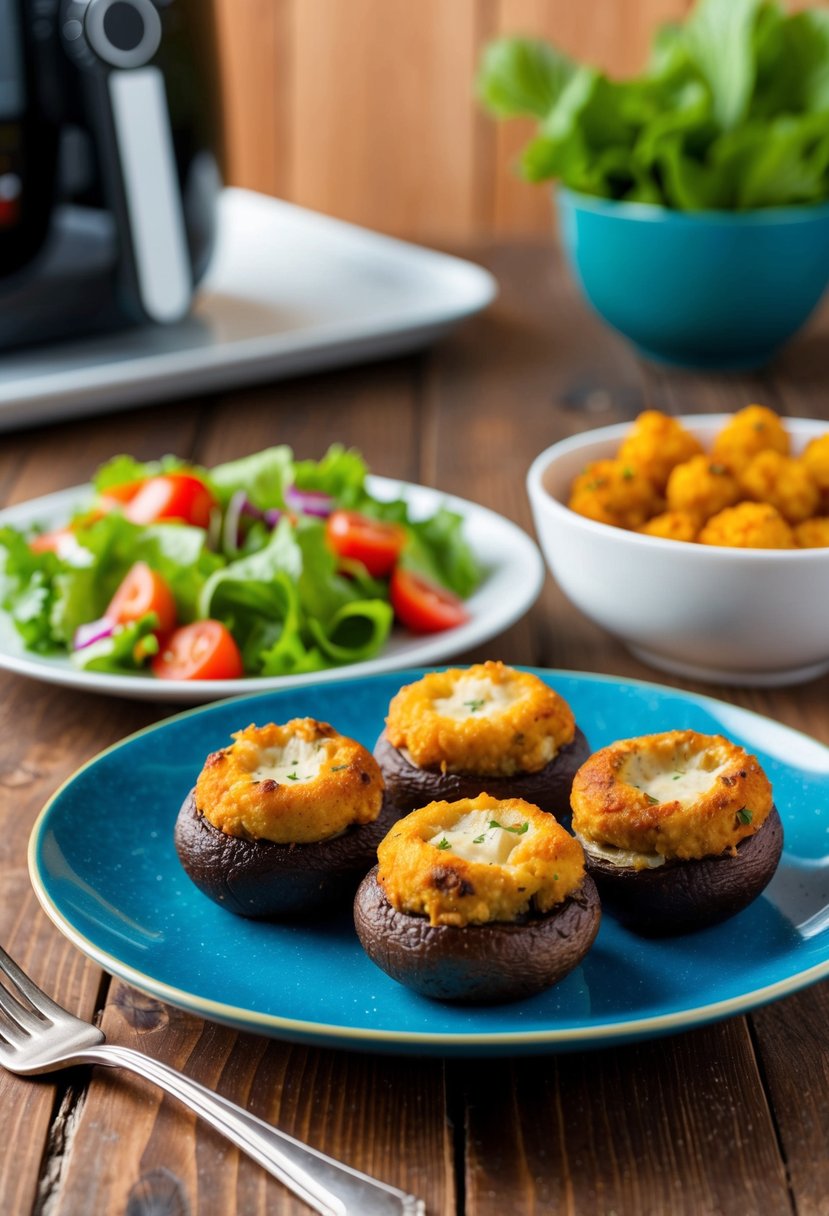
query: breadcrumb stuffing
[
  {"left": 195, "top": 718, "right": 384, "bottom": 843},
  {"left": 571, "top": 731, "right": 773, "bottom": 862},
  {"left": 698, "top": 501, "right": 795, "bottom": 549},
  {"left": 377, "top": 794, "right": 585, "bottom": 926},
  {"left": 385, "top": 661, "right": 576, "bottom": 776}
]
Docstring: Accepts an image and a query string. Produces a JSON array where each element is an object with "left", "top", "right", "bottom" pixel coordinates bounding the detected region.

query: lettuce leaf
[{"left": 478, "top": 0, "right": 829, "bottom": 211}]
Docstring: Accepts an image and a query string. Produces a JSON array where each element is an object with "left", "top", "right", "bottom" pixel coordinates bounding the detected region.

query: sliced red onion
[
  {"left": 284, "top": 484, "right": 333, "bottom": 518},
  {"left": 73, "top": 617, "right": 116, "bottom": 651},
  {"left": 241, "top": 499, "right": 266, "bottom": 522},
  {"left": 264, "top": 508, "right": 283, "bottom": 527},
  {"left": 221, "top": 490, "right": 248, "bottom": 555}
]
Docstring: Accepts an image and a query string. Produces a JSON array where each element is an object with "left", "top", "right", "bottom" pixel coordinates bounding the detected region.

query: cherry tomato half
[
  {"left": 105, "top": 562, "right": 177, "bottom": 635},
  {"left": 124, "top": 474, "right": 217, "bottom": 529},
  {"left": 325, "top": 510, "right": 405, "bottom": 578},
  {"left": 29, "top": 528, "right": 75, "bottom": 556},
  {"left": 151, "top": 620, "right": 244, "bottom": 681},
  {"left": 97, "top": 479, "right": 144, "bottom": 509},
  {"left": 389, "top": 567, "right": 470, "bottom": 634}
]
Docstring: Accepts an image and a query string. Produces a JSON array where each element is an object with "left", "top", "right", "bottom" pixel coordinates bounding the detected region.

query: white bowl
[{"left": 526, "top": 415, "right": 829, "bottom": 687}]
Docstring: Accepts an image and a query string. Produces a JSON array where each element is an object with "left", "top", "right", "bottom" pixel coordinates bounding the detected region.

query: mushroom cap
[
  {"left": 353, "top": 865, "right": 601, "bottom": 1003},
  {"left": 174, "top": 788, "right": 399, "bottom": 919},
  {"left": 582, "top": 805, "right": 783, "bottom": 935},
  {"left": 374, "top": 726, "right": 590, "bottom": 821}
]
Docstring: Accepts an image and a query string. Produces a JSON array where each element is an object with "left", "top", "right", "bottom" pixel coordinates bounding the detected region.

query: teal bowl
[{"left": 557, "top": 188, "right": 829, "bottom": 370}]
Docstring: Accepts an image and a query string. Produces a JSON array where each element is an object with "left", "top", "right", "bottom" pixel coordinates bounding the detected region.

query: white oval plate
[{"left": 0, "top": 475, "right": 544, "bottom": 702}]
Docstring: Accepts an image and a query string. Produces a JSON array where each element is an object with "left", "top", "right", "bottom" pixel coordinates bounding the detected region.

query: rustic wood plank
[
  {"left": 50, "top": 989, "right": 454, "bottom": 1215},
  {"left": 751, "top": 984, "right": 829, "bottom": 1216},
  {"left": 461, "top": 1021, "right": 792, "bottom": 1216}
]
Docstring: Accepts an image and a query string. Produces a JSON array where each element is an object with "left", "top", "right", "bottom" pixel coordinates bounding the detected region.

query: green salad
[
  {"left": 477, "top": 0, "right": 829, "bottom": 210},
  {"left": 0, "top": 445, "right": 481, "bottom": 681}
]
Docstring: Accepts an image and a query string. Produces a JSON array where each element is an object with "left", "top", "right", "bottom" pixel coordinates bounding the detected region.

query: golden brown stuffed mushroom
[
  {"left": 570, "top": 730, "right": 783, "bottom": 934},
  {"left": 354, "top": 793, "right": 600, "bottom": 1003},
  {"left": 374, "top": 662, "right": 590, "bottom": 819},
  {"left": 175, "top": 718, "right": 397, "bottom": 918}
]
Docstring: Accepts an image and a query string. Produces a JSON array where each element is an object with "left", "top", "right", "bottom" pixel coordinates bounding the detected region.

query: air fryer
[{"left": 0, "top": 0, "right": 223, "bottom": 350}]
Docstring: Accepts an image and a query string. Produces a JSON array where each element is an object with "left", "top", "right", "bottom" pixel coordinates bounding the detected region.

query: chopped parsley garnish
[
  {"left": 472, "top": 833, "right": 487, "bottom": 844},
  {"left": 436, "top": 838, "right": 451, "bottom": 850},
  {"left": 463, "top": 698, "right": 486, "bottom": 712},
  {"left": 645, "top": 794, "right": 660, "bottom": 805},
  {"left": 330, "top": 764, "right": 348, "bottom": 772},
  {"left": 489, "top": 819, "right": 529, "bottom": 835},
  {"left": 621, "top": 466, "right": 635, "bottom": 481},
  {"left": 285, "top": 772, "right": 299, "bottom": 781},
  {"left": 737, "top": 807, "right": 753, "bottom": 824},
  {"left": 672, "top": 772, "right": 685, "bottom": 780}
]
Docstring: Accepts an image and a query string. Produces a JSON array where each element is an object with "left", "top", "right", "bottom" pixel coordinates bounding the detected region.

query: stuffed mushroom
[
  {"left": 374, "top": 661, "right": 589, "bottom": 819},
  {"left": 175, "top": 718, "right": 397, "bottom": 918},
  {"left": 570, "top": 729, "right": 783, "bottom": 935},
  {"left": 354, "top": 793, "right": 601, "bottom": 1003}
]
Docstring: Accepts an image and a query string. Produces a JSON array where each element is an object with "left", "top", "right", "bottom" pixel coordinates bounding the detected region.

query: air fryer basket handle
[{"left": 68, "top": 0, "right": 193, "bottom": 324}]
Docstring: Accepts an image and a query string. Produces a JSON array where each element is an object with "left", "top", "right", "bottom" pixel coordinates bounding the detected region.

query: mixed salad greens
[
  {"left": 477, "top": 0, "right": 829, "bottom": 210},
  {"left": 0, "top": 445, "right": 481, "bottom": 681}
]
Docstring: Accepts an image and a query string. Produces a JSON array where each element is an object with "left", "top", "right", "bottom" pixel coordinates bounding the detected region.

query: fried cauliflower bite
[
  {"left": 570, "top": 731, "right": 773, "bottom": 864},
  {"left": 794, "top": 517, "right": 829, "bottom": 548},
  {"left": 665, "top": 455, "right": 740, "bottom": 521},
  {"left": 637, "top": 510, "right": 699, "bottom": 543},
  {"left": 568, "top": 459, "right": 662, "bottom": 530},
  {"left": 385, "top": 661, "right": 575, "bottom": 776},
  {"left": 617, "top": 410, "right": 704, "bottom": 492},
  {"left": 801, "top": 433, "right": 829, "bottom": 510},
  {"left": 698, "top": 501, "right": 795, "bottom": 549},
  {"left": 195, "top": 719, "right": 384, "bottom": 844},
  {"left": 377, "top": 794, "right": 586, "bottom": 926},
  {"left": 710, "top": 405, "right": 790, "bottom": 473},
  {"left": 738, "top": 450, "right": 819, "bottom": 524}
]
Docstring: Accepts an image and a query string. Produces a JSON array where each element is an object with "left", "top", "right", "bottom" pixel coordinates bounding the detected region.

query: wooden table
[{"left": 2, "top": 244, "right": 828, "bottom": 1216}]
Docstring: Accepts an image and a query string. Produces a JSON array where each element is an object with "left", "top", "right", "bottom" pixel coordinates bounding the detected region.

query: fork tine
[{"left": 0, "top": 945, "right": 63, "bottom": 1018}]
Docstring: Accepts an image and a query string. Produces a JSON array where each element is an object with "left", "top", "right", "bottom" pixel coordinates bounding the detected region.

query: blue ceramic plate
[{"left": 29, "top": 670, "right": 829, "bottom": 1056}]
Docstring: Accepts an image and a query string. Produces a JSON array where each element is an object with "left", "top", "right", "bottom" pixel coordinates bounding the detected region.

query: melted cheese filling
[
  {"left": 432, "top": 675, "right": 522, "bottom": 722},
  {"left": 251, "top": 737, "right": 326, "bottom": 785},
  {"left": 622, "top": 751, "right": 730, "bottom": 806},
  {"left": 575, "top": 831, "right": 666, "bottom": 870},
  {"left": 428, "top": 810, "right": 532, "bottom": 865}
]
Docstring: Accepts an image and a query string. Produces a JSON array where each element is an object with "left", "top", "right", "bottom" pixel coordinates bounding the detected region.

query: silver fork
[{"left": 0, "top": 945, "right": 424, "bottom": 1216}]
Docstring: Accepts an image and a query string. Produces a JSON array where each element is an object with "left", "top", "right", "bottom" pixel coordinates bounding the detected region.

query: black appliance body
[{"left": 0, "top": 0, "right": 222, "bottom": 350}]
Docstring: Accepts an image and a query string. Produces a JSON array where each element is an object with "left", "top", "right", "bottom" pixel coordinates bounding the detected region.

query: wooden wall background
[{"left": 214, "top": 0, "right": 820, "bottom": 242}]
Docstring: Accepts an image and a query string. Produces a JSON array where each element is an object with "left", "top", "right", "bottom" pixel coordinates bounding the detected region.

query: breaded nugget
[
  {"left": 568, "top": 459, "right": 662, "bottom": 529},
  {"left": 637, "top": 510, "right": 699, "bottom": 542},
  {"left": 739, "top": 449, "right": 819, "bottom": 524},
  {"left": 711, "top": 405, "right": 789, "bottom": 473},
  {"left": 618, "top": 410, "right": 703, "bottom": 492},
  {"left": 698, "top": 502, "right": 795, "bottom": 549},
  {"left": 665, "top": 455, "right": 740, "bottom": 521}
]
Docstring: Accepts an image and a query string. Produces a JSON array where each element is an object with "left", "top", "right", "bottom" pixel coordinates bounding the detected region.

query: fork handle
[{"left": 77, "top": 1044, "right": 422, "bottom": 1216}]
